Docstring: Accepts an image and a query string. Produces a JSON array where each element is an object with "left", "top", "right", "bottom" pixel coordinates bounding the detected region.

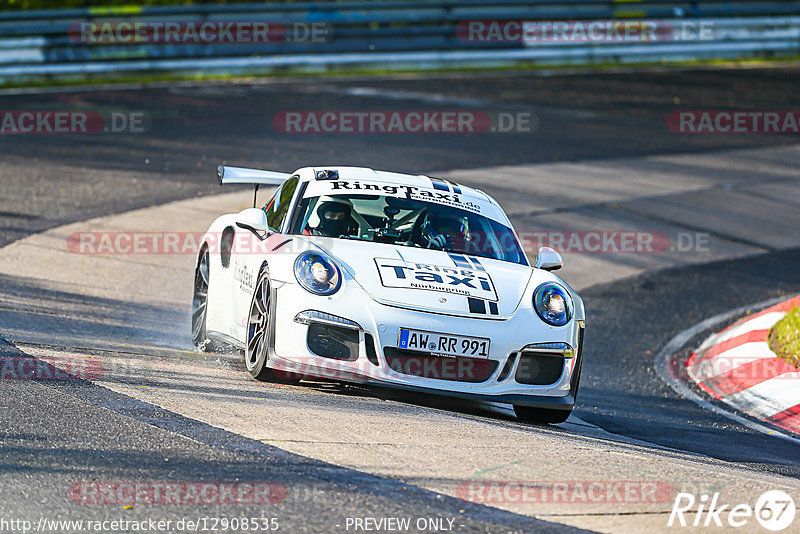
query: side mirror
[
  {"left": 535, "top": 246, "right": 563, "bottom": 271},
  {"left": 235, "top": 208, "right": 269, "bottom": 234}
]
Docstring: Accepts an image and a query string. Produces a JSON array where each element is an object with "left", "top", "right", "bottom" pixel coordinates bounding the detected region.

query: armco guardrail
[{"left": 1, "top": 0, "right": 799, "bottom": 85}]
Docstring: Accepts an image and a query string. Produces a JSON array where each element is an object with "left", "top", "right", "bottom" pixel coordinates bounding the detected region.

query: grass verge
[{"left": 768, "top": 306, "right": 800, "bottom": 369}]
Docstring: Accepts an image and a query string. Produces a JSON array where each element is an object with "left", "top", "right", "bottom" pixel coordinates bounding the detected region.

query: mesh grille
[
  {"left": 571, "top": 324, "right": 586, "bottom": 393},
  {"left": 515, "top": 352, "right": 565, "bottom": 385},
  {"left": 497, "top": 352, "right": 517, "bottom": 382},
  {"left": 383, "top": 347, "right": 498, "bottom": 382},
  {"left": 364, "top": 333, "right": 380, "bottom": 366},
  {"left": 307, "top": 323, "right": 359, "bottom": 361}
]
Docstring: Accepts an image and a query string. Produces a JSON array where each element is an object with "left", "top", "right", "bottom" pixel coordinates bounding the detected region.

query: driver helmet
[
  {"left": 314, "top": 196, "right": 353, "bottom": 237},
  {"left": 421, "top": 210, "right": 468, "bottom": 249}
]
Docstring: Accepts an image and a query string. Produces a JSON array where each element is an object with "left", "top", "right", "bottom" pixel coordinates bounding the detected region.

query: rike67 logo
[{"left": 669, "top": 490, "right": 796, "bottom": 531}]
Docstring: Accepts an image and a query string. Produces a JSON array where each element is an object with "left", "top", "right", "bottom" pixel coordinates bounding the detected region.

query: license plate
[{"left": 397, "top": 328, "right": 490, "bottom": 359}]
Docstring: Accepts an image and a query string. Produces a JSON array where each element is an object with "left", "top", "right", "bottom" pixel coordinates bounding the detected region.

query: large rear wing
[
  {"left": 217, "top": 165, "right": 290, "bottom": 186},
  {"left": 217, "top": 165, "right": 291, "bottom": 207}
]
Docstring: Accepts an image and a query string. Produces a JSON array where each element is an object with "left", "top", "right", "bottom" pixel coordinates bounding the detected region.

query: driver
[
  {"left": 307, "top": 197, "right": 357, "bottom": 238},
  {"left": 419, "top": 210, "right": 468, "bottom": 250}
]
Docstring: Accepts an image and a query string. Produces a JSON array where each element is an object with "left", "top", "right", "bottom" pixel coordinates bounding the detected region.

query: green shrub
[{"left": 768, "top": 306, "right": 800, "bottom": 369}]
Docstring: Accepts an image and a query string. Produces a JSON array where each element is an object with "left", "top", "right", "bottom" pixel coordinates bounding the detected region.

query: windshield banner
[{"left": 303, "top": 178, "right": 505, "bottom": 221}]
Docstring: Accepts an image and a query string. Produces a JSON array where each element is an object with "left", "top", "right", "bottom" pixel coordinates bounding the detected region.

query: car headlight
[
  {"left": 294, "top": 251, "right": 341, "bottom": 296},
  {"left": 533, "top": 282, "right": 573, "bottom": 326}
]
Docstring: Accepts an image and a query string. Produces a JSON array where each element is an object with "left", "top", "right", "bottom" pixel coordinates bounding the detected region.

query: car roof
[{"left": 292, "top": 166, "right": 497, "bottom": 206}]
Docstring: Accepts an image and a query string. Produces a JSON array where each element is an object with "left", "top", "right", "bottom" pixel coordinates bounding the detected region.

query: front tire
[
  {"left": 513, "top": 405, "right": 571, "bottom": 424},
  {"left": 244, "top": 268, "right": 301, "bottom": 384},
  {"left": 245, "top": 268, "right": 274, "bottom": 380}
]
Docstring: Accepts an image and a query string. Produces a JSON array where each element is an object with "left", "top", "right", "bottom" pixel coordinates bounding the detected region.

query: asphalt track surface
[
  {"left": 3, "top": 66, "right": 800, "bottom": 246},
  {"left": 581, "top": 248, "right": 800, "bottom": 475},
  {"left": 1, "top": 67, "right": 800, "bottom": 532}
]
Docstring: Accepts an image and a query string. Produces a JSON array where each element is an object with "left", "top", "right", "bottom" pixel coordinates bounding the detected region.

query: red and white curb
[{"left": 686, "top": 295, "right": 800, "bottom": 435}]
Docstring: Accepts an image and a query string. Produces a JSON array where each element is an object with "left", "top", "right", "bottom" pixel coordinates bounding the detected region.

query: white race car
[{"left": 192, "top": 165, "right": 585, "bottom": 423}]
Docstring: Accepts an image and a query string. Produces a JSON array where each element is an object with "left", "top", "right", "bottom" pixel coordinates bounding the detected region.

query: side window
[
  {"left": 264, "top": 175, "right": 299, "bottom": 232},
  {"left": 220, "top": 226, "right": 235, "bottom": 268}
]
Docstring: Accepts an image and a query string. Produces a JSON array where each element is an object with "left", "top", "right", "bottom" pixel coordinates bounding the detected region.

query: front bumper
[{"left": 268, "top": 281, "right": 585, "bottom": 409}]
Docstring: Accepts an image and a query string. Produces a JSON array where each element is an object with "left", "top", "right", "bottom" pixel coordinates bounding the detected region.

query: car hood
[{"left": 305, "top": 237, "right": 533, "bottom": 318}]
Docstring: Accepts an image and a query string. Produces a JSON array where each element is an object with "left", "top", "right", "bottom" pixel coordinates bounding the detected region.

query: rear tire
[{"left": 513, "top": 405, "right": 571, "bottom": 424}]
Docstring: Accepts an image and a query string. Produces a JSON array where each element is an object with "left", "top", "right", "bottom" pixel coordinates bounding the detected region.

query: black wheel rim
[
  {"left": 246, "top": 275, "right": 270, "bottom": 371},
  {"left": 191, "top": 251, "right": 209, "bottom": 342}
]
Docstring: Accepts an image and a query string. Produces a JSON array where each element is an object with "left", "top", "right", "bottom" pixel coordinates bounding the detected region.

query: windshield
[{"left": 289, "top": 194, "right": 526, "bottom": 265}]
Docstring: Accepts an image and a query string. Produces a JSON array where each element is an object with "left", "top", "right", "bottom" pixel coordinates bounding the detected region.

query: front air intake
[
  {"left": 364, "top": 333, "right": 380, "bottom": 366},
  {"left": 383, "top": 347, "right": 498, "bottom": 382},
  {"left": 515, "top": 352, "right": 565, "bottom": 385},
  {"left": 307, "top": 323, "right": 359, "bottom": 361},
  {"left": 497, "top": 352, "right": 517, "bottom": 382}
]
